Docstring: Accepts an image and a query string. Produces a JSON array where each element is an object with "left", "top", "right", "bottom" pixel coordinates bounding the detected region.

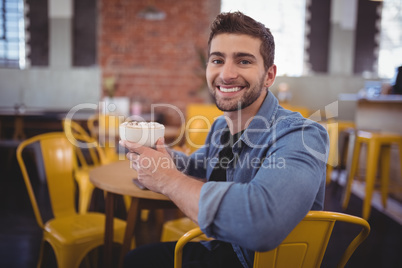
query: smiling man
[
  {"left": 208, "top": 35, "right": 274, "bottom": 113},
  {"left": 121, "top": 12, "right": 329, "bottom": 268}
]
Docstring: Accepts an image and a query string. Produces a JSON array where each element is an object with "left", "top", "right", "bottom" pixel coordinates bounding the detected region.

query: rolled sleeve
[{"left": 198, "top": 181, "right": 235, "bottom": 237}]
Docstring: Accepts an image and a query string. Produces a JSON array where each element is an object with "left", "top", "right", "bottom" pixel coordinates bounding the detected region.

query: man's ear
[{"left": 264, "top": 64, "right": 277, "bottom": 87}]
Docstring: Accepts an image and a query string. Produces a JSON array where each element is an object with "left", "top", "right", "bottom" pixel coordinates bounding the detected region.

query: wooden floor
[{"left": 1, "top": 145, "right": 402, "bottom": 267}]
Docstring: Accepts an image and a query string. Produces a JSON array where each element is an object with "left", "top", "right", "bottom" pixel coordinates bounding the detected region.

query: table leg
[
  {"left": 104, "top": 191, "right": 116, "bottom": 268},
  {"left": 341, "top": 130, "right": 356, "bottom": 205},
  {"left": 119, "top": 197, "right": 140, "bottom": 268},
  {"left": 13, "top": 116, "right": 26, "bottom": 140}
]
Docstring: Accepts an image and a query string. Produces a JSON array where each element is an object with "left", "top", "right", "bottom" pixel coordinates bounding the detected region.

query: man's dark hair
[{"left": 208, "top": 11, "right": 275, "bottom": 71}]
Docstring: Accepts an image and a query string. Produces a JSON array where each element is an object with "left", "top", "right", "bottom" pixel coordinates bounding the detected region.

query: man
[
  {"left": 391, "top": 65, "right": 402, "bottom": 94},
  {"left": 121, "top": 11, "right": 328, "bottom": 268}
]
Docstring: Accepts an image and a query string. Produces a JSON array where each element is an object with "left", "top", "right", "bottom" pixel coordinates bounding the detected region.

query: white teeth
[{"left": 219, "top": 87, "right": 242, "bottom": 93}]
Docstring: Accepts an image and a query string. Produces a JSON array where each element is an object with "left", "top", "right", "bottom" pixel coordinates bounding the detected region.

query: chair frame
[
  {"left": 173, "top": 104, "right": 223, "bottom": 154},
  {"left": 16, "top": 132, "right": 127, "bottom": 268},
  {"left": 174, "top": 211, "right": 370, "bottom": 268},
  {"left": 63, "top": 119, "right": 108, "bottom": 214}
]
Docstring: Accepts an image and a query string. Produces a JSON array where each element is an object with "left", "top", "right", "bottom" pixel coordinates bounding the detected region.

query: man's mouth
[{"left": 217, "top": 86, "right": 244, "bottom": 93}]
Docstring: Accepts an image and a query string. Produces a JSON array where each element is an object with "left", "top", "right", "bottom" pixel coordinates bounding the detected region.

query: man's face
[{"left": 206, "top": 33, "right": 275, "bottom": 112}]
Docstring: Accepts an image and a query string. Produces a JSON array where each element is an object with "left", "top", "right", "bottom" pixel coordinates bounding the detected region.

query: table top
[
  {"left": 339, "top": 93, "right": 402, "bottom": 103},
  {"left": 89, "top": 160, "right": 170, "bottom": 201},
  {"left": 0, "top": 107, "right": 96, "bottom": 120}
]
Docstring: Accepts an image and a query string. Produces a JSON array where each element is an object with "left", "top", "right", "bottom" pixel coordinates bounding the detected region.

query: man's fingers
[
  {"left": 120, "top": 140, "right": 146, "bottom": 154},
  {"left": 127, "top": 152, "right": 140, "bottom": 161},
  {"left": 127, "top": 152, "right": 140, "bottom": 170},
  {"left": 155, "top": 137, "right": 169, "bottom": 154},
  {"left": 131, "top": 160, "right": 139, "bottom": 170}
]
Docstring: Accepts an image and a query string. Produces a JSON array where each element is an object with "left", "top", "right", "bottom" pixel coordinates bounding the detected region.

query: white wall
[
  {"left": 0, "top": 67, "right": 363, "bottom": 119},
  {"left": 0, "top": 68, "right": 101, "bottom": 110},
  {"left": 271, "top": 74, "right": 365, "bottom": 120},
  {"left": 0, "top": 0, "right": 100, "bottom": 112},
  {"left": 0, "top": 0, "right": 364, "bottom": 118}
]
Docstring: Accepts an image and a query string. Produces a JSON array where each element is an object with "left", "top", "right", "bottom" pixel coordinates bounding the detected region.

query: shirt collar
[
  {"left": 210, "top": 90, "right": 279, "bottom": 149},
  {"left": 239, "top": 90, "right": 278, "bottom": 148}
]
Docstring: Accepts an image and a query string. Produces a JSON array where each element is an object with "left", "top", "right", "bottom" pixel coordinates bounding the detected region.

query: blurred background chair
[
  {"left": 63, "top": 119, "right": 133, "bottom": 215},
  {"left": 174, "top": 211, "right": 370, "bottom": 268},
  {"left": 87, "top": 114, "right": 122, "bottom": 162},
  {"left": 325, "top": 120, "right": 356, "bottom": 184},
  {"left": 16, "top": 132, "right": 128, "bottom": 268},
  {"left": 280, "top": 103, "right": 310, "bottom": 118},
  {"left": 342, "top": 130, "right": 402, "bottom": 219},
  {"left": 63, "top": 119, "right": 108, "bottom": 214},
  {"left": 174, "top": 103, "right": 223, "bottom": 154}
]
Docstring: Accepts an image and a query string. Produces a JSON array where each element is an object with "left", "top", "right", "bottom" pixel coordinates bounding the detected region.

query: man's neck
[{"left": 224, "top": 89, "right": 268, "bottom": 135}]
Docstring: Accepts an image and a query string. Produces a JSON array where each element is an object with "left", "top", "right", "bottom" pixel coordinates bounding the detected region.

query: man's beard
[{"left": 209, "top": 76, "right": 266, "bottom": 112}]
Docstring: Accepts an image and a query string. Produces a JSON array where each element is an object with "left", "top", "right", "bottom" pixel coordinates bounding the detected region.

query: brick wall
[{"left": 99, "top": 0, "right": 220, "bottom": 125}]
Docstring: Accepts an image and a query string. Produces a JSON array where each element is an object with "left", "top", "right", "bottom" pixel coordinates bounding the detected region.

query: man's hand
[
  {"left": 120, "top": 138, "right": 180, "bottom": 195},
  {"left": 120, "top": 137, "right": 203, "bottom": 223}
]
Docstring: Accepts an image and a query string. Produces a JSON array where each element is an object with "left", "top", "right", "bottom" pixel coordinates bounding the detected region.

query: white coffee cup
[{"left": 119, "top": 121, "right": 165, "bottom": 147}]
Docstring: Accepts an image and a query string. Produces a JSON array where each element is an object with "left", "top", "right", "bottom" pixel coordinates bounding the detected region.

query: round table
[
  {"left": 90, "top": 159, "right": 169, "bottom": 200},
  {"left": 90, "top": 160, "right": 175, "bottom": 267}
]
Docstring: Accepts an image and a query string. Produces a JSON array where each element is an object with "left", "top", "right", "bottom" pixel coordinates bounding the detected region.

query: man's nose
[{"left": 219, "top": 62, "right": 238, "bottom": 82}]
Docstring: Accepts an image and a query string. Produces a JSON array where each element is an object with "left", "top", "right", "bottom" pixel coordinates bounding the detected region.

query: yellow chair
[
  {"left": 174, "top": 211, "right": 370, "bottom": 268},
  {"left": 63, "top": 119, "right": 105, "bottom": 164},
  {"left": 176, "top": 103, "right": 223, "bottom": 154},
  {"left": 16, "top": 132, "right": 128, "bottom": 268},
  {"left": 325, "top": 120, "right": 356, "bottom": 184},
  {"left": 87, "top": 113, "right": 122, "bottom": 162},
  {"left": 64, "top": 119, "right": 133, "bottom": 214},
  {"left": 63, "top": 120, "right": 107, "bottom": 214},
  {"left": 280, "top": 103, "right": 310, "bottom": 118},
  {"left": 342, "top": 130, "right": 402, "bottom": 219},
  {"left": 161, "top": 217, "right": 212, "bottom": 242}
]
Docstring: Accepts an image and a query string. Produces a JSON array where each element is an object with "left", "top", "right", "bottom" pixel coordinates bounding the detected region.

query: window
[
  {"left": 378, "top": 0, "right": 402, "bottom": 79},
  {"left": 221, "top": 0, "right": 306, "bottom": 76},
  {"left": 0, "top": 0, "right": 26, "bottom": 69}
]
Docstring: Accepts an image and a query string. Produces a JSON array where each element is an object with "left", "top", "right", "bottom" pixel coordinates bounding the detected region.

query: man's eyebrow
[
  {"left": 208, "top": 51, "right": 257, "bottom": 60},
  {"left": 209, "top": 51, "right": 224, "bottom": 58},
  {"left": 234, "top": 52, "right": 257, "bottom": 60}
]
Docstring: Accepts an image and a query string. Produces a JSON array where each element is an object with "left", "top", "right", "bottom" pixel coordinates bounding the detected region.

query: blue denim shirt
[{"left": 173, "top": 90, "right": 329, "bottom": 268}]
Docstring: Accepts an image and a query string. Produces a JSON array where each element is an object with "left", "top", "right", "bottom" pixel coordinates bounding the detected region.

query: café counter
[
  {"left": 339, "top": 94, "right": 402, "bottom": 134},
  {"left": 339, "top": 94, "right": 402, "bottom": 200}
]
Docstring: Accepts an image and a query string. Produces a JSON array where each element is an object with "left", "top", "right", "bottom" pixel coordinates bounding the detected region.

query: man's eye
[
  {"left": 212, "top": 59, "right": 223, "bottom": 64},
  {"left": 240, "top": 60, "right": 251, "bottom": 65}
]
